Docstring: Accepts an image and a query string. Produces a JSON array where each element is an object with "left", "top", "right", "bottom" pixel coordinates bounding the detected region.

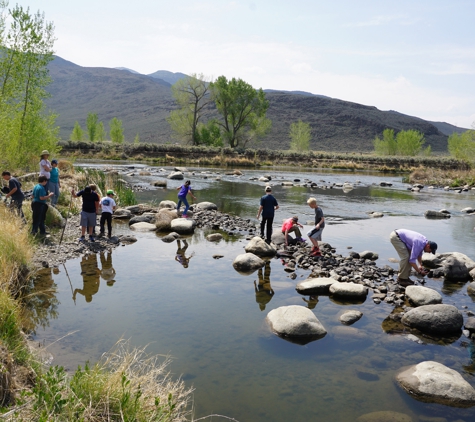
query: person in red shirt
[{"left": 281, "top": 216, "right": 305, "bottom": 246}]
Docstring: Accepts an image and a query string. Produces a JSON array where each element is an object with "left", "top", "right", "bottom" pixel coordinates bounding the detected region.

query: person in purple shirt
[
  {"left": 176, "top": 180, "right": 196, "bottom": 218},
  {"left": 390, "top": 229, "right": 437, "bottom": 284}
]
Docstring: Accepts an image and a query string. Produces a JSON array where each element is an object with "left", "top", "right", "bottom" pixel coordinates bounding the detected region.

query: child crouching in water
[{"left": 307, "top": 197, "right": 325, "bottom": 257}]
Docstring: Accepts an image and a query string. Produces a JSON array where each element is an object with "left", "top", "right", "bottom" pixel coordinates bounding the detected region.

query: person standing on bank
[
  {"left": 257, "top": 186, "right": 279, "bottom": 244},
  {"left": 176, "top": 180, "right": 196, "bottom": 218},
  {"left": 99, "top": 189, "right": 117, "bottom": 238},
  {"left": 72, "top": 185, "right": 100, "bottom": 242},
  {"left": 389, "top": 229, "right": 437, "bottom": 284},
  {"left": 48, "top": 159, "right": 60, "bottom": 207},
  {"left": 307, "top": 197, "right": 325, "bottom": 257},
  {"left": 39, "top": 150, "right": 52, "bottom": 191},
  {"left": 31, "top": 176, "right": 54, "bottom": 236},
  {"left": 1, "top": 171, "right": 26, "bottom": 222}
]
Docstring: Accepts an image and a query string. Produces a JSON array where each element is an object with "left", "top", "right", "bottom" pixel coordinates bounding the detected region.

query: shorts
[
  {"left": 307, "top": 227, "right": 324, "bottom": 241},
  {"left": 80, "top": 211, "right": 96, "bottom": 228}
]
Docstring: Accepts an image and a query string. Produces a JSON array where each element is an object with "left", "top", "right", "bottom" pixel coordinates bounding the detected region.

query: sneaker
[
  {"left": 311, "top": 250, "right": 322, "bottom": 257},
  {"left": 79, "top": 236, "right": 85, "bottom": 243},
  {"left": 89, "top": 235, "right": 95, "bottom": 242},
  {"left": 98, "top": 232, "right": 104, "bottom": 238},
  {"left": 182, "top": 214, "right": 188, "bottom": 218},
  {"left": 397, "top": 278, "right": 414, "bottom": 286},
  {"left": 296, "top": 237, "right": 307, "bottom": 242}
]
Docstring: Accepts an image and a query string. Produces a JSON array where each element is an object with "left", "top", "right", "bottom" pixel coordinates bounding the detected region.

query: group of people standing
[{"left": 257, "top": 186, "right": 325, "bottom": 257}]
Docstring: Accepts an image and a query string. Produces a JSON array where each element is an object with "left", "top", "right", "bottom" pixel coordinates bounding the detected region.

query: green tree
[
  {"left": 448, "top": 130, "right": 475, "bottom": 162},
  {"left": 0, "top": 3, "right": 57, "bottom": 169},
  {"left": 133, "top": 133, "right": 140, "bottom": 144},
  {"left": 167, "top": 73, "right": 210, "bottom": 145},
  {"left": 373, "top": 128, "right": 426, "bottom": 156},
  {"left": 194, "top": 120, "right": 223, "bottom": 147},
  {"left": 289, "top": 120, "right": 311, "bottom": 152},
  {"left": 96, "top": 121, "right": 106, "bottom": 142},
  {"left": 109, "top": 117, "right": 124, "bottom": 144},
  {"left": 70, "top": 121, "right": 84, "bottom": 141},
  {"left": 210, "top": 76, "right": 271, "bottom": 148},
  {"left": 373, "top": 129, "right": 397, "bottom": 155},
  {"left": 86, "top": 112, "right": 98, "bottom": 142}
]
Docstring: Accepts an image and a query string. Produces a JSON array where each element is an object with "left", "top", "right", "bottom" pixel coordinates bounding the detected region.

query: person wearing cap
[
  {"left": 48, "top": 159, "right": 61, "bottom": 207},
  {"left": 99, "top": 189, "right": 117, "bottom": 238},
  {"left": 282, "top": 216, "right": 306, "bottom": 246},
  {"left": 1, "top": 171, "right": 26, "bottom": 222},
  {"left": 39, "top": 150, "right": 52, "bottom": 184},
  {"left": 72, "top": 185, "right": 100, "bottom": 242},
  {"left": 390, "top": 229, "right": 437, "bottom": 284},
  {"left": 257, "top": 186, "right": 279, "bottom": 244}
]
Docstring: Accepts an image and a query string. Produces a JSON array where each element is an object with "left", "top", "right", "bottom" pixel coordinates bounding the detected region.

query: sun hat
[
  {"left": 107, "top": 189, "right": 115, "bottom": 195},
  {"left": 265, "top": 186, "right": 272, "bottom": 192},
  {"left": 40, "top": 150, "right": 50, "bottom": 156},
  {"left": 428, "top": 241, "right": 437, "bottom": 254}
]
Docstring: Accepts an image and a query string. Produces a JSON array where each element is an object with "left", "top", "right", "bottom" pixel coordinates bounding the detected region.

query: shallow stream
[{"left": 32, "top": 164, "right": 475, "bottom": 421}]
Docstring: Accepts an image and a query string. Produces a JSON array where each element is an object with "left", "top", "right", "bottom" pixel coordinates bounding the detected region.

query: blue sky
[{"left": 19, "top": 0, "right": 475, "bottom": 128}]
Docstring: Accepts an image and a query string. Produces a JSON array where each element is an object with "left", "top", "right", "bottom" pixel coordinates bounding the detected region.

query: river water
[{"left": 32, "top": 164, "right": 475, "bottom": 421}]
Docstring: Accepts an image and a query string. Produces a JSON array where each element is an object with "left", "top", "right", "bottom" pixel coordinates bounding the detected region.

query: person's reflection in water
[
  {"left": 302, "top": 296, "right": 318, "bottom": 309},
  {"left": 100, "top": 250, "right": 116, "bottom": 286},
  {"left": 175, "top": 239, "right": 193, "bottom": 268},
  {"left": 254, "top": 261, "right": 274, "bottom": 311},
  {"left": 73, "top": 254, "right": 100, "bottom": 303}
]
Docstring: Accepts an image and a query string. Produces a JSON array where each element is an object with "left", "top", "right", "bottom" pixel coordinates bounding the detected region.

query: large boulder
[
  {"left": 424, "top": 210, "right": 451, "bottom": 219},
  {"left": 112, "top": 208, "right": 132, "bottom": 219},
  {"left": 396, "top": 361, "right": 475, "bottom": 407},
  {"left": 329, "top": 282, "right": 368, "bottom": 299},
  {"left": 232, "top": 253, "right": 265, "bottom": 275},
  {"left": 401, "top": 304, "right": 463, "bottom": 335},
  {"left": 359, "top": 251, "right": 378, "bottom": 260},
  {"left": 468, "top": 282, "right": 475, "bottom": 296},
  {"left": 194, "top": 202, "right": 218, "bottom": 211},
  {"left": 128, "top": 214, "right": 156, "bottom": 226},
  {"left": 155, "top": 209, "right": 177, "bottom": 232},
  {"left": 206, "top": 233, "right": 223, "bottom": 242},
  {"left": 405, "top": 286, "right": 442, "bottom": 306},
  {"left": 423, "top": 252, "right": 475, "bottom": 281},
  {"left": 295, "top": 277, "right": 338, "bottom": 295},
  {"left": 153, "top": 179, "right": 167, "bottom": 187},
  {"left": 167, "top": 171, "right": 184, "bottom": 180},
  {"left": 130, "top": 222, "right": 157, "bottom": 231},
  {"left": 271, "top": 230, "right": 286, "bottom": 245},
  {"left": 339, "top": 310, "right": 363, "bottom": 325},
  {"left": 45, "top": 205, "right": 66, "bottom": 227},
  {"left": 158, "top": 200, "right": 177, "bottom": 210},
  {"left": 170, "top": 218, "right": 195, "bottom": 234},
  {"left": 266, "top": 305, "right": 327, "bottom": 344},
  {"left": 244, "top": 237, "right": 276, "bottom": 257}
]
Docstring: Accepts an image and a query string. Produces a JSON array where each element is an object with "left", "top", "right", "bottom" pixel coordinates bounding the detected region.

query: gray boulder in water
[
  {"left": 424, "top": 210, "right": 451, "bottom": 219},
  {"left": 232, "top": 252, "right": 265, "bottom": 275},
  {"left": 405, "top": 286, "right": 442, "bottom": 306},
  {"left": 244, "top": 236, "right": 276, "bottom": 257},
  {"left": 401, "top": 304, "right": 463, "bottom": 335},
  {"left": 396, "top": 361, "right": 475, "bottom": 407}
]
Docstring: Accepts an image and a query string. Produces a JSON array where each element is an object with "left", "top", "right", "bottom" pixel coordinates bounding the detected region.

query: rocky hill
[{"left": 46, "top": 56, "right": 466, "bottom": 152}]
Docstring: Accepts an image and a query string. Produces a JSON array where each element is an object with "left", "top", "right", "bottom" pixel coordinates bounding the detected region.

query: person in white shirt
[{"left": 99, "top": 189, "right": 117, "bottom": 238}]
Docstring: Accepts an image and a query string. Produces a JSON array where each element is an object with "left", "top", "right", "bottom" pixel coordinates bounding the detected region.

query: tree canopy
[
  {"left": 210, "top": 76, "right": 271, "bottom": 149},
  {"left": 373, "top": 128, "right": 429, "bottom": 156},
  {"left": 289, "top": 120, "right": 311, "bottom": 152},
  {"left": 0, "top": 2, "right": 57, "bottom": 169}
]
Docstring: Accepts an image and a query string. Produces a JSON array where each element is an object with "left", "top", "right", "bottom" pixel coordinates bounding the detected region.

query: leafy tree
[
  {"left": 96, "top": 121, "right": 106, "bottom": 142},
  {"left": 86, "top": 112, "right": 98, "bottom": 142},
  {"left": 373, "top": 128, "right": 426, "bottom": 156},
  {"left": 167, "top": 74, "right": 211, "bottom": 145},
  {"left": 70, "top": 121, "right": 84, "bottom": 141},
  {"left": 210, "top": 76, "right": 271, "bottom": 148},
  {"left": 0, "top": 3, "right": 57, "bottom": 169},
  {"left": 133, "top": 133, "right": 140, "bottom": 144},
  {"left": 448, "top": 130, "right": 475, "bottom": 162},
  {"left": 109, "top": 117, "right": 124, "bottom": 144},
  {"left": 289, "top": 120, "right": 311, "bottom": 152},
  {"left": 194, "top": 120, "right": 222, "bottom": 147}
]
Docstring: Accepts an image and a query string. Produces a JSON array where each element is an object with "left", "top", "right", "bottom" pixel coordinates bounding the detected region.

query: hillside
[{"left": 46, "top": 56, "right": 465, "bottom": 152}]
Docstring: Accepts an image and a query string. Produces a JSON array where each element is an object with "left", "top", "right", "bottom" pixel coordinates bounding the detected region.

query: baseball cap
[
  {"left": 51, "top": 159, "right": 58, "bottom": 164},
  {"left": 107, "top": 189, "right": 115, "bottom": 195},
  {"left": 428, "top": 241, "right": 437, "bottom": 254},
  {"left": 265, "top": 186, "right": 272, "bottom": 192}
]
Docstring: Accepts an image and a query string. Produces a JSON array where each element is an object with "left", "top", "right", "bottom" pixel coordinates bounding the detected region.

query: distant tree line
[
  {"left": 71, "top": 113, "right": 132, "bottom": 144},
  {"left": 373, "top": 129, "right": 431, "bottom": 157}
]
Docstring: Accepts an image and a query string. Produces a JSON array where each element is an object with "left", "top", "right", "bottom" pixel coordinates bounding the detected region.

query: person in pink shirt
[{"left": 281, "top": 216, "right": 305, "bottom": 246}]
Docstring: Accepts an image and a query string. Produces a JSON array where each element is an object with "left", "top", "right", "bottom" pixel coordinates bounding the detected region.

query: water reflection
[
  {"left": 302, "top": 295, "right": 319, "bottom": 309},
  {"left": 100, "top": 251, "right": 116, "bottom": 286},
  {"left": 175, "top": 239, "right": 194, "bottom": 268},
  {"left": 73, "top": 254, "right": 101, "bottom": 303},
  {"left": 254, "top": 261, "right": 274, "bottom": 311}
]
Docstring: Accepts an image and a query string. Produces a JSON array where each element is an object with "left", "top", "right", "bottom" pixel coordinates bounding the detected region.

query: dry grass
[{"left": 409, "top": 167, "right": 475, "bottom": 187}]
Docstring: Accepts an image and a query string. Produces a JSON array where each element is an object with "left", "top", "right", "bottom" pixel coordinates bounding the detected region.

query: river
[{"left": 32, "top": 164, "right": 475, "bottom": 421}]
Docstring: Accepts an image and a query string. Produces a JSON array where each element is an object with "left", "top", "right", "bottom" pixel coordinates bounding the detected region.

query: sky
[{"left": 14, "top": 0, "right": 475, "bottom": 128}]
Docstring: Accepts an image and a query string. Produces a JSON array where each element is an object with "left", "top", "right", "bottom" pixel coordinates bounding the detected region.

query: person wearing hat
[
  {"left": 390, "top": 229, "right": 437, "bottom": 285},
  {"left": 99, "top": 189, "right": 117, "bottom": 238},
  {"left": 1, "top": 171, "right": 26, "bottom": 222},
  {"left": 48, "top": 159, "right": 61, "bottom": 207},
  {"left": 39, "top": 150, "right": 52, "bottom": 184},
  {"left": 282, "top": 215, "right": 306, "bottom": 246},
  {"left": 257, "top": 186, "right": 279, "bottom": 244}
]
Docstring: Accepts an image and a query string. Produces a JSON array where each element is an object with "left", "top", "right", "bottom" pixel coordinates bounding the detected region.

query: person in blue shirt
[
  {"left": 48, "top": 159, "right": 60, "bottom": 207},
  {"left": 31, "top": 176, "right": 53, "bottom": 235},
  {"left": 176, "top": 180, "right": 196, "bottom": 218},
  {"left": 256, "top": 186, "right": 279, "bottom": 244}
]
